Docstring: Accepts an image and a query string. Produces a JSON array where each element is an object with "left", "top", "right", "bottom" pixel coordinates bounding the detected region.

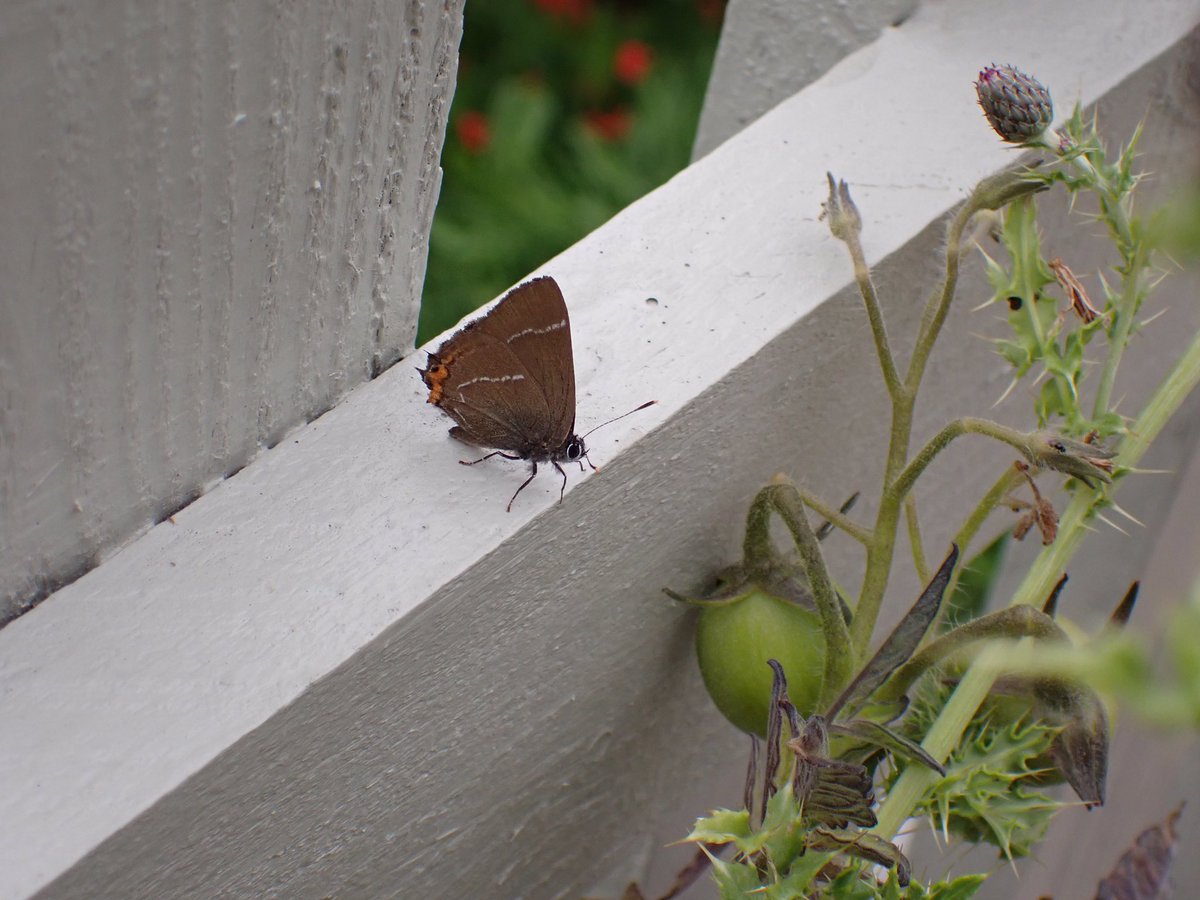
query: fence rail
[{"left": 2, "top": 1, "right": 1198, "bottom": 898}]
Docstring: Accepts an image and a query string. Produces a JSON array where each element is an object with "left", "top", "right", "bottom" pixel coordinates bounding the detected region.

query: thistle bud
[
  {"left": 821, "top": 172, "right": 862, "bottom": 242},
  {"left": 1032, "top": 434, "right": 1116, "bottom": 486},
  {"left": 976, "top": 64, "right": 1054, "bottom": 144}
]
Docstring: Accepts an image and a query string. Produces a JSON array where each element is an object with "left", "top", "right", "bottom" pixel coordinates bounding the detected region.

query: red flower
[
  {"left": 585, "top": 107, "right": 632, "bottom": 141},
  {"left": 696, "top": 0, "right": 724, "bottom": 25},
  {"left": 614, "top": 39, "right": 653, "bottom": 86},
  {"left": 532, "top": 0, "right": 593, "bottom": 25},
  {"left": 456, "top": 110, "right": 490, "bottom": 154}
]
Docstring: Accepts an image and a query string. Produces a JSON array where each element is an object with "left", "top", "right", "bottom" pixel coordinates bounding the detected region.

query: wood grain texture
[{"left": 0, "top": 0, "right": 463, "bottom": 624}]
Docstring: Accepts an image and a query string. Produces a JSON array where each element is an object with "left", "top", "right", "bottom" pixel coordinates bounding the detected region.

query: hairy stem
[
  {"left": 852, "top": 199, "right": 982, "bottom": 654},
  {"left": 794, "top": 485, "right": 872, "bottom": 545},
  {"left": 875, "top": 326, "right": 1200, "bottom": 839},
  {"left": 932, "top": 465, "right": 1026, "bottom": 631},
  {"left": 904, "top": 496, "right": 930, "bottom": 583},
  {"left": 890, "top": 418, "right": 1036, "bottom": 502},
  {"left": 763, "top": 483, "right": 856, "bottom": 701},
  {"left": 842, "top": 222, "right": 903, "bottom": 402},
  {"left": 906, "top": 201, "right": 977, "bottom": 394}
]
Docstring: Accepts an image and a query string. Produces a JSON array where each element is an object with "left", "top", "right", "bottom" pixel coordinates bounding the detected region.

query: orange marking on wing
[{"left": 421, "top": 356, "right": 452, "bottom": 405}]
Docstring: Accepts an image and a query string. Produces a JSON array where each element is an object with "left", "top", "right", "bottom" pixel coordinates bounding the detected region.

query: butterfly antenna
[{"left": 581, "top": 400, "right": 657, "bottom": 440}]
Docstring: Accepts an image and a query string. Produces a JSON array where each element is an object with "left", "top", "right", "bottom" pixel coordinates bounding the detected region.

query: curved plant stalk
[
  {"left": 748, "top": 481, "right": 855, "bottom": 705},
  {"left": 876, "top": 605, "right": 1067, "bottom": 704},
  {"left": 832, "top": 171, "right": 1050, "bottom": 657},
  {"left": 877, "top": 325, "right": 1200, "bottom": 837}
]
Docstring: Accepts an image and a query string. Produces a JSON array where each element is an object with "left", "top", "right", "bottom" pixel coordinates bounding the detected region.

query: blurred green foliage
[{"left": 418, "top": 0, "right": 725, "bottom": 344}]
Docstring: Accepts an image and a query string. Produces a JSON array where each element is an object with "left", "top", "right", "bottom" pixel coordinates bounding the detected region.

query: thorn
[
  {"left": 1109, "top": 582, "right": 1139, "bottom": 627},
  {"left": 1109, "top": 502, "right": 1146, "bottom": 528},
  {"left": 1094, "top": 512, "right": 1130, "bottom": 536},
  {"left": 994, "top": 378, "right": 1019, "bottom": 407},
  {"left": 1043, "top": 573, "right": 1069, "bottom": 616}
]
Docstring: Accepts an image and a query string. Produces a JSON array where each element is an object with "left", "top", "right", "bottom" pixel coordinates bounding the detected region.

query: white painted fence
[
  {"left": 2, "top": 1, "right": 1199, "bottom": 898},
  {"left": 0, "top": 0, "right": 462, "bottom": 623}
]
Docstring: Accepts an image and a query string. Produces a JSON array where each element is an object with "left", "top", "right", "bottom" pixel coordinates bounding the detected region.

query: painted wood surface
[
  {"left": 2, "top": 1, "right": 1198, "bottom": 898},
  {"left": 0, "top": 0, "right": 463, "bottom": 623}
]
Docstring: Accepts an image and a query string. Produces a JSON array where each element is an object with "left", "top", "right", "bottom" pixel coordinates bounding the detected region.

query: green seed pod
[
  {"left": 696, "top": 588, "right": 825, "bottom": 734},
  {"left": 693, "top": 574, "right": 828, "bottom": 737},
  {"left": 665, "top": 482, "right": 856, "bottom": 739}
]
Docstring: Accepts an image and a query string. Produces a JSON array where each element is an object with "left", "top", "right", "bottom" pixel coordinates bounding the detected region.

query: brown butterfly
[{"left": 419, "top": 276, "right": 652, "bottom": 511}]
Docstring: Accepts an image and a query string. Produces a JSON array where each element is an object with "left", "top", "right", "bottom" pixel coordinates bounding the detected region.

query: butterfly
[{"left": 419, "top": 276, "right": 652, "bottom": 511}]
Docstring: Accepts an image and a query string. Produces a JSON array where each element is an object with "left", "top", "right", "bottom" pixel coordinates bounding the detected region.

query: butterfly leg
[
  {"left": 506, "top": 462, "right": 539, "bottom": 513},
  {"left": 449, "top": 426, "right": 520, "bottom": 465},
  {"left": 460, "top": 450, "right": 522, "bottom": 466},
  {"left": 552, "top": 460, "right": 570, "bottom": 503}
]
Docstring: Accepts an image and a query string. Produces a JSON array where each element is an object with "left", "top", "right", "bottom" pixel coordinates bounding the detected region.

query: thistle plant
[{"left": 652, "top": 64, "right": 1200, "bottom": 898}]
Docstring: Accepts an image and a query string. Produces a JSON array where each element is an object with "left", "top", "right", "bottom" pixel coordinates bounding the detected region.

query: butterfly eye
[{"left": 566, "top": 439, "right": 585, "bottom": 461}]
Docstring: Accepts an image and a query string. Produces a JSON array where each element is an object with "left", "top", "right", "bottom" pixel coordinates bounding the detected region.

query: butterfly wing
[
  {"left": 467, "top": 277, "right": 577, "bottom": 446},
  {"left": 422, "top": 326, "right": 555, "bottom": 453}
]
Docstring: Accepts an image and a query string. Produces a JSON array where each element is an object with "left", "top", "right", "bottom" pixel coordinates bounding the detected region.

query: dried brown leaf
[{"left": 1095, "top": 806, "right": 1183, "bottom": 899}]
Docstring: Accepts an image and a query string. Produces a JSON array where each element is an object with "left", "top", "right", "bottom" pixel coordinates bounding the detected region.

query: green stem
[
  {"left": 1069, "top": 143, "right": 1139, "bottom": 419},
  {"left": 854, "top": 500, "right": 902, "bottom": 657},
  {"left": 851, "top": 199, "right": 985, "bottom": 654},
  {"left": 1066, "top": 148, "right": 1135, "bottom": 252},
  {"left": 890, "top": 418, "right": 1037, "bottom": 502},
  {"left": 795, "top": 486, "right": 872, "bottom": 545},
  {"left": 852, "top": 197, "right": 983, "bottom": 655},
  {"left": 742, "top": 486, "right": 784, "bottom": 578},
  {"left": 1015, "top": 325, "right": 1200, "bottom": 606},
  {"left": 763, "top": 483, "right": 856, "bottom": 701},
  {"left": 874, "top": 325, "right": 1200, "bottom": 838},
  {"left": 932, "top": 465, "right": 1026, "bottom": 631},
  {"left": 1090, "top": 260, "right": 1143, "bottom": 419},
  {"left": 872, "top": 651, "right": 1002, "bottom": 838},
  {"left": 952, "top": 465, "right": 1023, "bottom": 553},
  {"left": 879, "top": 605, "right": 1065, "bottom": 704},
  {"left": 842, "top": 223, "right": 903, "bottom": 402},
  {"left": 846, "top": 170, "right": 1044, "bottom": 657},
  {"left": 906, "top": 203, "right": 976, "bottom": 395},
  {"left": 904, "top": 496, "right": 929, "bottom": 584}
]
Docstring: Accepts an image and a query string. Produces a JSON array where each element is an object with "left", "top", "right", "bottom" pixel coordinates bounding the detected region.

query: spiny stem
[
  {"left": 1014, "top": 324, "right": 1200, "bottom": 607},
  {"left": 876, "top": 326, "right": 1200, "bottom": 840},
  {"left": 1091, "top": 255, "right": 1144, "bottom": 419},
  {"left": 872, "top": 651, "right": 1001, "bottom": 838}
]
